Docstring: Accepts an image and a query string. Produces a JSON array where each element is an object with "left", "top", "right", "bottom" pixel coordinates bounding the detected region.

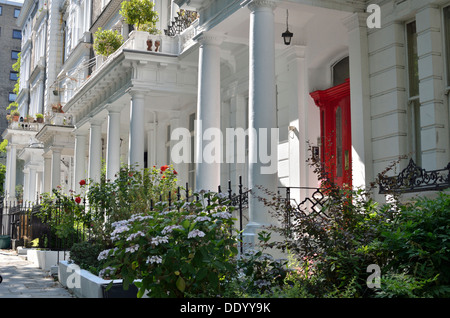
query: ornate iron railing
[
  {"left": 378, "top": 159, "right": 450, "bottom": 194},
  {"left": 164, "top": 10, "right": 199, "bottom": 36}
]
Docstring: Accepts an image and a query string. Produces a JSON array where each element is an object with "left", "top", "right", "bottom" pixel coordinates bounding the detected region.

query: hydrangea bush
[{"left": 97, "top": 191, "right": 240, "bottom": 298}]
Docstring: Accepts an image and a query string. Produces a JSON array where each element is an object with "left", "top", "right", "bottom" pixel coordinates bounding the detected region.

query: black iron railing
[
  {"left": 0, "top": 178, "right": 329, "bottom": 253},
  {"left": 164, "top": 10, "right": 199, "bottom": 36},
  {"left": 378, "top": 159, "right": 450, "bottom": 194}
]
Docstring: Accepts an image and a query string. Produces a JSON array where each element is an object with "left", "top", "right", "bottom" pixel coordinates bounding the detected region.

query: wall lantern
[{"left": 282, "top": 9, "right": 293, "bottom": 45}]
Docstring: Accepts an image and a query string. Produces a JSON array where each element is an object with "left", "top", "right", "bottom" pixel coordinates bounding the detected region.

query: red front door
[{"left": 310, "top": 79, "right": 352, "bottom": 188}]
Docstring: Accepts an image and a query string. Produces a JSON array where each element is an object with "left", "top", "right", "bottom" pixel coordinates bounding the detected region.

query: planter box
[
  {"left": 27, "top": 249, "right": 70, "bottom": 271},
  {"left": 58, "top": 261, "right": 140, "bottom": 298}
]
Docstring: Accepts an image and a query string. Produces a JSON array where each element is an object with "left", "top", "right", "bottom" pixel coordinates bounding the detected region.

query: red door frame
[{"left": 310, "top": 79, "right": 352, "bottom": 188}]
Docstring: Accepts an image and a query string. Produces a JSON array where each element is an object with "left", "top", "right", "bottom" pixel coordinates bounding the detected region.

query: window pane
[
  {"left": 10, "top": 72, "right": 18, "bottom": 81},
  {"left": 444, "top": 6, "right": 450, "bottom": 87},
  {"left": 8, "top": 93, "right": 16, "bottom": 102},
  {"left": 12, "top": 29, "right": 22, "bottom": 39},
  {"left": 14, "top": 8, "right": 20, "bottom": 18},
  {"left": 333, "top": 56, "right": 350, "bottom": 87},
  {"left": 407, "top": 21, "right": 419, "bottom": 97},
  {"left": 11, "top": 50, "right": 20, "bottom": 59},
  {"left": 409, "top": 98, "right": 422, "bottom": 166}
]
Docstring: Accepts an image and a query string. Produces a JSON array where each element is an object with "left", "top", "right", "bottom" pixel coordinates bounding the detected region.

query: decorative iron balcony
[{"left": 378, "top": 159, "right": 450, "bottom": 194}]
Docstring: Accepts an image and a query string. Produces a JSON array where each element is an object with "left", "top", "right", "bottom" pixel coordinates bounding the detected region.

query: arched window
[{"left": 332, "top": 56, "right": 349, "bottom": 87}]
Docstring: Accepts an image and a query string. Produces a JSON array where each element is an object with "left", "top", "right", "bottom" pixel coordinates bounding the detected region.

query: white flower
[
  {"left": 187, "top": 229, "right": 206, "bottom": 239},
  {"left": 146, "top": 255, "right": 163, "bottom": 264},
  {"left": 216, "top": 192, "right": 228, "bottom": 199},
  {"left": 151, "top": 236, "right": 169, "bottom": 245},
  {"left": 126, "top": 231, "right": 145, "bottom": 241},
  {"left": 111, "top": 224, "right": 130, "bottom": 241},
  {"left": 130, "top": 214, "right": 153, "bottom": 222},
  {"left": 97, "top": 248, "right": 118, "bottom": 261},
  {"left": 194, "top": 216, "right": 211, "bottom": 222},
  {"left": 99, "top": 266, "right": 116, "bottom": 278},
  {"left": 161, "top": 225, "right": 183, "bottom": 235},
  {"left": 212, "top": 211, "right": 232, "bottom": 219},
  {"left": 125, "top": 244, "right": 140, "bottom": 253}
]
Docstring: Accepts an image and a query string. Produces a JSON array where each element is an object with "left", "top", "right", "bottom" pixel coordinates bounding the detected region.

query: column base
[{"left": 241, "top": 222, "right": 285, "bottom": 260}]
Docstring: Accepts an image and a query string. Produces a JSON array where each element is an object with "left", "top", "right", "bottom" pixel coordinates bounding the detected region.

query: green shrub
[
  {"left": 119, "top": 0, "right": 159, "bottom": 32},
  {"left": 98, "top": 191, "right": 239, "bottom": 298},
  {"left": 69, "top": 241, "right": 107, "bottom": 275},
  {"left": 93, "top": 28, "right": 124, "bottom": 57},
  {"left": 378, "top": 191, "right": 450, "bottom": 297}
]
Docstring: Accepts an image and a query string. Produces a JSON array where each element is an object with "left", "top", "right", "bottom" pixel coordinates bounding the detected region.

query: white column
[
  {"left": 51, "top": 148, "right": 62, "bottom": 190},
  {"left": 88, "top": 120, "right": 103, "bottom": 184},
  {"left": 106, "top": 107, "right": 121, "bottom": 181},
  {"left": 194, "top": 32, "right": 222, "bottom": 191},
  {"left": 28, "top": 167, "right": 37, "bottom": 202},
  {"left": 43, "top": 154, "right": 52, "bottom": 193},
  {"left": 246, "top": 0, "right": 278, "bottom": 237},
  {"left": 23, "top": 169, "right": 29, "bottom": 202},
  {"left": 286, "top": 45, "right": 308, "bottom": 202},
  {"left": 343, "top": 13, "right": 373, "bottom": 189},
  {"left": 146, "top": 122, "right": 157, "bottom": 167},
  {"left": 4, "top": 146, "right": 11, "bottom": 198},
  {"left": 74, "top": 130, "right": 87, "bottom": 192},
  {"left": 7, "top": 144, "right": 17, "bottom": 202},
  {"left": 128, "top": 91, "right": 146, "bottom": 170}
]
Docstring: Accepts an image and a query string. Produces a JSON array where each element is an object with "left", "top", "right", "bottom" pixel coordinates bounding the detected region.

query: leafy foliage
[
  {"left": 119, "top": 0, "right": 159, "bottom": 33},
  {"left": 98, "top": 191, "right": 239, "bottom": 298},
  {"left": 93, "top": 28, "right": 124, "bottom": 57}
]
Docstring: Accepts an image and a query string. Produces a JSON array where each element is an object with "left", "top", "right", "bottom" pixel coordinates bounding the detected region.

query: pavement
[{"left": 0, "top": 249, "right": 74, "bottom": 298}]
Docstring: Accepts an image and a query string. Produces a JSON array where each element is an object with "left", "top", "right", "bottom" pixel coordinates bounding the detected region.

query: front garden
[{"left": 34, "top": 162, "right": 450, "bottom": 298}]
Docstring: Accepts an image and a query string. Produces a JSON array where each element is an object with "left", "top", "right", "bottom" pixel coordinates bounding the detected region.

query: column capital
[
  {"left": 89, "top": 118, "right": 103, "bottom": 127},
  {"left": 106, "top": 104, "right": 124, "bottom": 114},
  {"left": 247, "top": 0, "right": 277, "bottom": 12},
  {"left": 127, "top": 88, "right": 146, "bottom": 99},
  {"left": 194, "top": 31, "right": 224, "bottom": 47},
  {"left": 342, "top": 12, "right": 369, "bottom": 32}
]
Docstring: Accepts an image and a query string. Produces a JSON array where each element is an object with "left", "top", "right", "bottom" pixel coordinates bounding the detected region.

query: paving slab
[{"left": 0, "top": 249, "right": 74, "bottom": 298}]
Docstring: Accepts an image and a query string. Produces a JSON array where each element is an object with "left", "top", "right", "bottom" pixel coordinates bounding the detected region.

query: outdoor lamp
[{"left": 282, "top": 9, "right": 293, "bottom": 45}]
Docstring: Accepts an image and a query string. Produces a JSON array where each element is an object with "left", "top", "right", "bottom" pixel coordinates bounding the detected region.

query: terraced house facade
[{"left": 3, "top": 0, "right": 450, "bottom": 244}]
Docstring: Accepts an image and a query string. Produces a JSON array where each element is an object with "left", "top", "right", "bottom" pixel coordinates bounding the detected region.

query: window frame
[
  {"left": 11, "top": 50, "right": 20, "bottom": 60},
  {"left": 9, "top": 71, "right": 18, "bottom": 81},
  {"left": 12, "top": 29, "right": 22, "bottom": 39},
  {"left": 8, "top": 92, "right": 16, "bottom": 102},
  {"left": 405, "top": 20, "right": 422, "bottom": 167}
]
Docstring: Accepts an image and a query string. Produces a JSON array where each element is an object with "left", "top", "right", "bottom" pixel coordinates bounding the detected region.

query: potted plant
[
  {"left": 93, "top": 28, "right": 124, "bottom": 57},
  {"left": 11, "top": 110, "right": 20, "bottom": 121},
  {"left": 25, "top": 115, "right": 34, "bottom": 123},
  {"left": 36, "top": 113, "right": 44, "bottom": 123},
  {"left": 51, "top": 103, "right": 63, "bottom": 113},
  {"left": 119, "top": 0, "right": 159, "bottom": 32}
]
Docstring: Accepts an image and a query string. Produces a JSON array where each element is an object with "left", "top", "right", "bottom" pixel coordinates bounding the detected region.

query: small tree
[
  {"left": 93, "top": 28, "right": 124, "bottom": 57},
  {"left": 120, "top": 0, "right": 159, "bottom": 33}
]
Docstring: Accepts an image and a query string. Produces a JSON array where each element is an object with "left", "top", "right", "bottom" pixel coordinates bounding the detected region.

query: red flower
[
  {"left": 79, "top": 179, "right": 86, "bottom": 186},
  {"left": 75, "top": 197, "right": 82, "bottom": 204},
  {"left": 160, "top": 165, "right": 169, "bottom": 172},
  {"left": 173, "top": 170, "right": 178, "bottom": 175},
  {"left": 162, "top": 175, "right": 166, "bottom": 179}
]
